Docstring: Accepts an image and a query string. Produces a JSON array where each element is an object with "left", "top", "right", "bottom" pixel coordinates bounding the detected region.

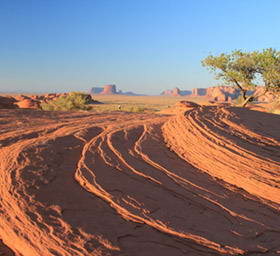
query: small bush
[
  {"left": 234, "top": 95, "right": 254, "bottom": 106},
  {"left": 41, "top": 92, "right": 93, "bottom": 111},
  {"left": 128, "top": 106, "right": 146, "bottom": 113}
]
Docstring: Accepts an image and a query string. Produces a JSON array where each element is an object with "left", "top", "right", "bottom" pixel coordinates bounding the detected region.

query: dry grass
[{"left": 91, "top": 95, "right": 209, "bottom": 113}]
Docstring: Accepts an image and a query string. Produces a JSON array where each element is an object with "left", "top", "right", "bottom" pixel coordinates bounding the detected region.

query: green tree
[
  {"left": 254, "top": 48, "right": 280, "bottom": 94},
  {"left": 202, "top": 49, "right": 280, "bottom": 107}
]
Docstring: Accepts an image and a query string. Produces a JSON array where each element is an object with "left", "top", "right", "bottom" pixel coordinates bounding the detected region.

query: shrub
[
  {"left": 128, "top": 106, "right": 146, "bottom": 113},
  {"left": 41, "top": 92, "right": 93, "bottom": 111},
  {"left": 234, "top": 95, "right": 254, "bottom": 106}
]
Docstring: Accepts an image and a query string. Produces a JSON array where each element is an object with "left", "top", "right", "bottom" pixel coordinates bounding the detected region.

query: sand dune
[{"left": 0, "top": 106, "right": 279, "bottom": 255}]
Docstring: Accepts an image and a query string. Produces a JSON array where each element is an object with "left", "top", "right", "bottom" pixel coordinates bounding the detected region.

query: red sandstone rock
[
  {"left": 0, "top": 96, "right": 18, "bottom": 109},
  {"left": 13, "top": 95, "right": 30, "bottom": 101},
  {"left": 175, "top": 101, "right": 200, "bottom": 108},
  {"left": 1, "top": 107, "right": 280, "bottom": 255},
  {"left": 100, "top": 85, "right": 117, "bottom": 94},
  {"left": 16, "top": 99, "right": 40, "bottom": 109}
]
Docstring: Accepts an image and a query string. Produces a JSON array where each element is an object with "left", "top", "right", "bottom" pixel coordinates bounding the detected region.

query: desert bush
[
  {"left": 128, "top": 106, "right": 146, "bottom": 113},
  {"left": 41, "top": 92, "right": 93, "bottom": 111},
  {"left": 234, "top": 95, "right": 254, "bottom": 106}
]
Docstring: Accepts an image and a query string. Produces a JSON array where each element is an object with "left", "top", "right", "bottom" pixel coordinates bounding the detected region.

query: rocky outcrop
[
  {"left": 0, "top": 93, "right": 100, "bottom": 110},
  {"left": 175, "top": 100, "right": 200, "bottom": 108},
  {"left": 0, "top": 96, "right": 18, "bottom": 109},
  {"left": 15, "top": 99, "right": 40, "bottom": 109},
  {"left": 1, "top": 107, "right": 280, "bottom": 255}
]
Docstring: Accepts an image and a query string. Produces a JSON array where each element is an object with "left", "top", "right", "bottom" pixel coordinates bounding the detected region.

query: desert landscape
[
  {"left": 0, "top": 99, "right": 279, "bottom": 255},
  {"left": 1, "top": 1, "right": 280, "bottom": 255}
]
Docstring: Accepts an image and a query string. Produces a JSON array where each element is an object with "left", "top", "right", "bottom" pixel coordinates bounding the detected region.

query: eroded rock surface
[{"left": 0, "top": 107, "right": 279, "bottom": 255}]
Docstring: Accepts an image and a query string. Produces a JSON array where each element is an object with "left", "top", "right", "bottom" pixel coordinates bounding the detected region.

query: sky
[{"left": 1, "top": 0, "right": 280, "bottom": 94}]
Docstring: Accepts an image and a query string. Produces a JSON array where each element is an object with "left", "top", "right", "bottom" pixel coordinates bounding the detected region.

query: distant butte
[
  {"left": 161, "top": 86, "right": 275, "bottom": 103},
  {"left": 89, "top": 85, "right": 145, "bottom": 96}
]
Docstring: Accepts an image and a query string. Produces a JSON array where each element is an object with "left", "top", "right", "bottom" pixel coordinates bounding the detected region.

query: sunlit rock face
[{"left": 100, "top": 84, "right": 117, "bottom": 94}]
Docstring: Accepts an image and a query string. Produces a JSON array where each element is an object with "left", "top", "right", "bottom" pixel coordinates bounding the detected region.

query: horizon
[{"left": 1, "top": 0, "right": 280, "bottom": 94}]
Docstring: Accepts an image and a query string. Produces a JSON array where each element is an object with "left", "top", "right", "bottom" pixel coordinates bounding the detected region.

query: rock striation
[{"left": 0, "top": 107, "right": 280, "bottom": 255}]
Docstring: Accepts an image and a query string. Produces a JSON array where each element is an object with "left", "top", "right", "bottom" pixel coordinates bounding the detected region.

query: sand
[{"left": 0, "top": 106, "right": 279, "bottom": 255}]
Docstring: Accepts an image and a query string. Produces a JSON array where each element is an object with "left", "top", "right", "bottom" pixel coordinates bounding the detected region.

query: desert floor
[{"left": 0, "top": 103, "right": 279, "bottom": 255}]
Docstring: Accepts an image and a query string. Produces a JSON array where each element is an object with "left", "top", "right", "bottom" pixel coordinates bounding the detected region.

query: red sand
[{"left": 0, "top": 106, "right": 279, "bottom": 255}]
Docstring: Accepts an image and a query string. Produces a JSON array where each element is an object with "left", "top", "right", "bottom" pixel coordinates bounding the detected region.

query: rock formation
[
  {"left": 90, "top": 85, "right": 144, "bottom": 96},
  {"left": 89, "top": 87, "right": 104, "bottom": 94},
  {"left": 15, "top": 99, "right": 40, "bottom": 109},
  {"left": 0, "top": 96, "right": 18, "bottom": 109},
  {"left": 172, "top": 87, "right": 181, "bottom": 96},
  {"left": 161, "top": 88, "right": 191, "bottom": 96},
  {"left": 100, "top": 85, "right": 117, "bottom": 95},
  {"left": 0, "top": 93, "right": 99, "bottom": 110},
  {"left": 161, "top": 89, "right": 173, "bottom": 96},
  {"left": 1, "top": 106, "right": 280, "bottom": 255},
  {"left": 192, "top": 88, "right": 207, "bottom": 96},
  {"left": 162, "top": 85, "right": 278, "bottom": 103}
]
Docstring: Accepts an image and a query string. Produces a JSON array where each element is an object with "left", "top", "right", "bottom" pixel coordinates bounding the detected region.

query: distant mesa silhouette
[
  {"left": 100, "top": 85, "right": 117, "bottom": 94},
  {"left": 161, "top": 87, "right": 192, "bottom": 96},
  {"left": 89, "top": 85, "right": 145, "bottom": 96},
  {"left": 192, "top": 88, "right": 207, "bottom": 96},
  {"left": 161, "top": 86, "right": 275, "bottom": 103}
]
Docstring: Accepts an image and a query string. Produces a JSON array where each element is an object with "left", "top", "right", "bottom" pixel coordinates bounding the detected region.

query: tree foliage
[
  {"left": 41, "top": 92, "right": 93, "bottom": 111},
  {"left": 202, "top": 48, "right": 280, "bottom": 107}
]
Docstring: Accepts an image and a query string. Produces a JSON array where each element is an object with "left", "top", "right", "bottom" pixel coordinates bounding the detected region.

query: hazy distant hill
[{"left": 89, "top": 85, "right": 145, "bottom": 96}]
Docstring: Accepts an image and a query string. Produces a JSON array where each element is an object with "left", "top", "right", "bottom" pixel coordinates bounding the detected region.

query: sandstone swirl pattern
[{"left": 0, "top": 107, "right": 279, "bottom": 256}]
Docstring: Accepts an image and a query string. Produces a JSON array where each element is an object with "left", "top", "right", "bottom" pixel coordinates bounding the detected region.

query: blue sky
[{"left": 1, "top": 0, "right": 280, "bottom": 94}]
